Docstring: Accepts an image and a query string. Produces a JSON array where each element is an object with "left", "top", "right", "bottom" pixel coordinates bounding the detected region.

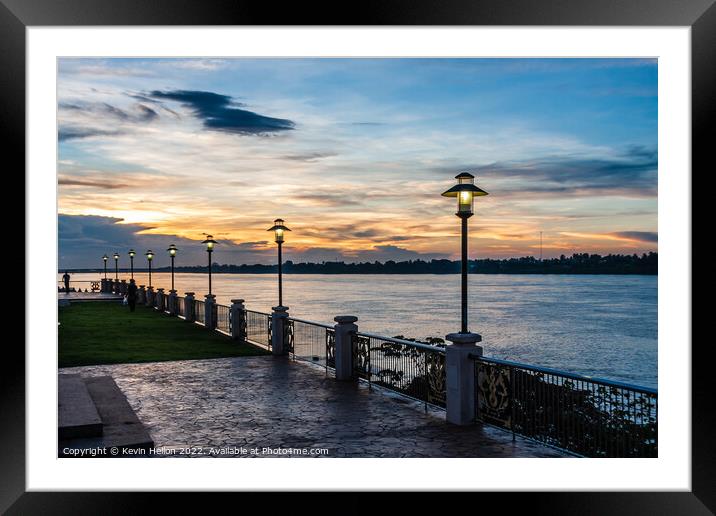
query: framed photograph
[{"left": 8, "top": 0, "right": 707, "bottom": 510}]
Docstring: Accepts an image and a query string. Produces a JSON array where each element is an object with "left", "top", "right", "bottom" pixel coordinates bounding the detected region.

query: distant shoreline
[{"left": 60, "top": 253, "right": 657, "bottom": 276}]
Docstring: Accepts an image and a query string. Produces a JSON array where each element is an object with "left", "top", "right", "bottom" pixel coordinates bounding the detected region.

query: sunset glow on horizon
[{"left": 58, "top": 58, "right": 657, "bottom": 268}]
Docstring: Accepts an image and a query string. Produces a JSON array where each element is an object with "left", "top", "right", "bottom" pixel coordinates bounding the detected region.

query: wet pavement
[{"left": 60, "top": 356, "right": 566, "bottom": 458}]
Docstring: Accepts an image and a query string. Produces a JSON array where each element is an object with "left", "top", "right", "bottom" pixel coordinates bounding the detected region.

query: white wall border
[{"left": 27, "top": 26, "right": 690, "bottom": 491}]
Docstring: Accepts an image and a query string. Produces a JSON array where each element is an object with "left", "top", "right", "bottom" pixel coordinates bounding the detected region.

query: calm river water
[{"left": 61, "top": 272, "right": 657, "bottom": 388}]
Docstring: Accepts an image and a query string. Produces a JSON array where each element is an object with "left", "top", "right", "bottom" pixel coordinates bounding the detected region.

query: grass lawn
[{"left": 59, "top": 301, "right": 269, "bottom": 367}]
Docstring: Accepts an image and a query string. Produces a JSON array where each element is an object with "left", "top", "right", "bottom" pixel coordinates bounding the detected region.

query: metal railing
[
  {"left": 194, "top": 299, "right": 205, "bottom": 325},
  {"left": 287, "top": 317, "right": 335, "bottom": 372},
  {"left": 351, "top": 332, "right": 446, "bottom": 411},
  {"left": 216, "top": 304, "right": 231, "bottom": 335},
  {"left": 472, "top": 355, "right": 658, "bottom": 457},
  {"left": 176, "top": 296, "right": 185, "bottom": 318},
  {"left": 57, "top": 280, "right": 103, "bottom": 293},
  {"left": 246, "top": 309, "right": 271, "bottom": 350}
]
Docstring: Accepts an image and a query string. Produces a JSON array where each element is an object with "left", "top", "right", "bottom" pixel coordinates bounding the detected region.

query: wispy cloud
[
  {"left": 609, "top": 231, "right": 658, "bottom": 243},
  {"left": 58, "top": 177, "right": 129, "bottom": 190}
]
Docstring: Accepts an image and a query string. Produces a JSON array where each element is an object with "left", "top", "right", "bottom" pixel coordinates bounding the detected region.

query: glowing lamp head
[
  {"left": 441, "top": 172, "right": 488, "bottom": 216},
  {"left": 202, "top": 235, "right": 217, "bottom": 252},
  {"left": 102, "top": 254, "right": 108, "bottom": 262},
  {"left": 167, "top": 244, "right": 177, "bottom": 257},
  {"left": 145, "top": 250, "right": 154, "bottom": 261},
  {"left": 267, "top": 218, "right": 291, "bottom": 243},
  {"left": 113, "top": 252, "right": 120, "bottom": 260},
  {"left": 128, "top": 249, "right": 136, "bottom": 258}
]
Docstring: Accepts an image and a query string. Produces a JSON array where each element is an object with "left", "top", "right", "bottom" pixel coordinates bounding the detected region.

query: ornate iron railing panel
[
  {"left": 473, "top": 356, "right": 658, "bottom": 457},
  {"left": 246, "top": 309, "right": 271, "bottom": 350},
  {"left": 284, "top": 318, "right": 294, "bottom": 353},
  {"left": 326, "top": 328, "right": 335, "bottom": 371},
  {"left": 216, "top": 304, "right": 231, "bottom": 335},
  {"left": 287, "top": 317, "right": 333, "bottom": 366},
  {"left": 194, "top": 300, "right": 205, "bottom": 325},
  {"left": 351, "top": 333, "right": 446, "bottom": 410}
]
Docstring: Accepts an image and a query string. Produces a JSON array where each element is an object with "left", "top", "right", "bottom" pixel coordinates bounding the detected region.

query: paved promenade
[{"left": 61, "top": 356, "right": 565, "bottom": 458}]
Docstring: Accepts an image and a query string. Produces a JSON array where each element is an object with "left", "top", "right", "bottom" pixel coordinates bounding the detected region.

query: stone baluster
[
  {"left": 184, "top": 292, "right": 196, "bottom": 323},
  {"left": 270, "top": 306, "right": 289, "bottom": 355},
  {"left": 333, "top": 316, "right": 358, "bottom": 381}
]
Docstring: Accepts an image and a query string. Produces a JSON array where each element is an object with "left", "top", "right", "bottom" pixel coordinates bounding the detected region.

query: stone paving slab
[
  {"left": 60, "top": 356, "right": 566, "bottom": 458},
  {"left": 58, "top": 374, "right": 102, "bottom": 439}
]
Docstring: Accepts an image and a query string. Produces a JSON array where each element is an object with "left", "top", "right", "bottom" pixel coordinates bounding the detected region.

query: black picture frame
[{"left": 5, "top": 0, "right": 707, "bottom": 511}]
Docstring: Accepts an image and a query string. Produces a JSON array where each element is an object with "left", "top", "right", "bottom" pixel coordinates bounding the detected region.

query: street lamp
[
  {"left": 267, "top": 219, "right": 291, "bottom": 306},
  {"left": 113, "top": 252, "right": 120, "bottom": 280},
  {"left": 167, "top": 244, "right": 177, "bottom": 291},
  {"left": 441, "top": 172, "right": 488, "bottom": 333},
  {"left": 128, "top": 249, "right": 136, "bottom": 279},
  {"left": 201, "top": 235, "right": 217, "bottom": 295},
  {"left": 145, "top": 250, "right": 154, "bottom": 287},
  {"left": 102, "top": 254, "right": 108, "bottom": 279}
]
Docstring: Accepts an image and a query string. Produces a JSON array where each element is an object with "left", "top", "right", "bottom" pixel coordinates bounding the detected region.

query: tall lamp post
[
  {"left": 128, "top": 249, "right": 136, "bottom": 279},
  {"left": 102, "top": 254, "right": 108, "bottom": 279},
  {"left": 145, "top": 250, "right": 154, "bottom": 287},
  {"left": 441, "top": 173, "right": 488, "bottom": 333},
  {"left": 113, "top": 252, "right": 120, "bottom": 280},
  {"left": 201, "top": 235, "right": 217, "bottom": 295},
  {"left": 268, "top": 219, "right": 291, "bottom": 306},
  {"left": 167, "top": 244, "right": 177, "bottom": 291}
]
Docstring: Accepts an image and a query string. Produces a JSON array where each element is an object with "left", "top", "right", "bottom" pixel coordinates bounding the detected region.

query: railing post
[
  {"left": 333, "top": 315, "right": 358, "bottom": 381},
  {"left": 120, "top": 279, "right": 127, "bottom": 295},
  {"left": 113, "top": 280, "right": 120, "bottom": 295},
  {"left": 445, "top": 332, "right": 483, "bottom": 425},
  {"left": 146, "top": 286, "right": 154, "bottom": 307},
  {"left": 271, "top": 306, "right": 289, "bottom": 355},
  {"left": 204, "top": 294, "right": 216, "bottom": 329},
  {"left": 156, "top": 288, "right": 165, "bottom": 312},
  {"left": 184, "top": 292, "right": 196, "bottom": 323},
  {"left": 100, "top": 278, "right": 107, "bottom": 293},
  {"left": 168, "top": 289, "right": 178, "bottom": 316},
  {"left": 230, "top": 299, "right": 246, "bottom": 341},
  {"left": 138, "top": 285, "right": 146, "bottom": 305}
]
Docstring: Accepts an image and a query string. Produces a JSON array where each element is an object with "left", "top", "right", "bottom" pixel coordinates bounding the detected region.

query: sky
[{"left": 57, "top": 58, "right": 658, "bottom": 268}]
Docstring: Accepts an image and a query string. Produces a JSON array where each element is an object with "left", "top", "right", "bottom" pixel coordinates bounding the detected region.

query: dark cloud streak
[{"left": 148, "top": 89, "right": 295, "bottom": 135}]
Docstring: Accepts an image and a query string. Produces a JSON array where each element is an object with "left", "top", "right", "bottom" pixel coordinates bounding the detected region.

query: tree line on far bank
[{"left": 153, "top": 252, "right": 657, "bottom": 275}]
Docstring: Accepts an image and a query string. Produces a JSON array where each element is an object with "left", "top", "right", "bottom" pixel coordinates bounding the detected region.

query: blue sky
[{"left": 58, "top": 58, "right": 657, "bottom": 268}]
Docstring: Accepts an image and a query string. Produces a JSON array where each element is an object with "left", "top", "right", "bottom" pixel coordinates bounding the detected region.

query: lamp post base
[{"left": 445, "top": 331, "right": 483, "bottom": 425}]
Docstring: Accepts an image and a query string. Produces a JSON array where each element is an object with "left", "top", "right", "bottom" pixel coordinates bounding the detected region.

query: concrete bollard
[
  {"left": 230, "top": 299, "right": 246, "bottom": 341},
  {"left": 146, "top": 286, "right": 154, "bottom": 307},
  {"left": 168, "top": 290, "right": 178, "bottom": 316},
  {"left": 271, "top": 306, "right": 289, "bottom": 355},
  {"left": 204, "top": 294, "right": 216, "bottom": 329},
  {"left": 333, "top": 316, "right": 358, "bottom": 381},
  {"left": 101, "top": 278, "right": 107, "bottom": 293},
  {"left": 184, "top": 292, "right": 196, "bottom": 323},
  {"left": 138, "top": 285, "right": 146, "bottom": 305},
  {"left": 120, "top": 279, "right": 127, "bottom": 295},
  {"left": 445, "top": 332, "right": 483, "bottom": 425},
  {"left": 156, "top": 288, "right": 165, "bottom": 312}
]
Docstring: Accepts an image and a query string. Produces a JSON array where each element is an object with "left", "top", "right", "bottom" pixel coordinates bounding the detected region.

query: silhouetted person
[
  {"left": 127, "top": 278, "right": 138, "bottom": 312},
  {"left": 62, "top": 271, "right": 71, "bottom": 294}
]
